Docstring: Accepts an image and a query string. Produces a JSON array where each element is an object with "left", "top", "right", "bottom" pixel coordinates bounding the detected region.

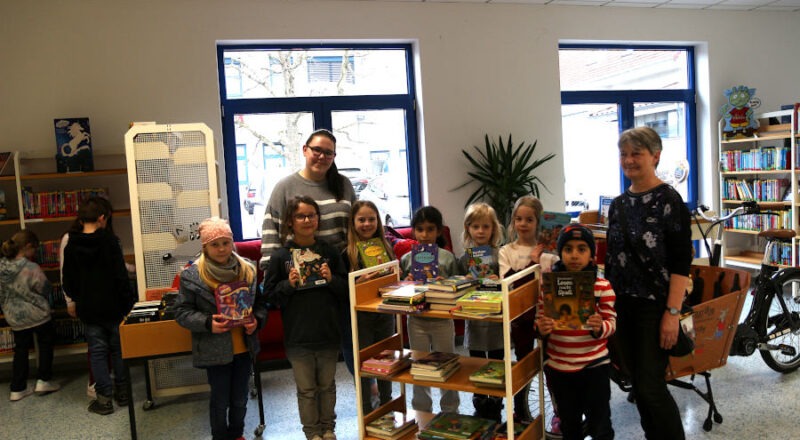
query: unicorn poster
[{"left": 54, "top": 117, "right": 94, "bottom": 172}]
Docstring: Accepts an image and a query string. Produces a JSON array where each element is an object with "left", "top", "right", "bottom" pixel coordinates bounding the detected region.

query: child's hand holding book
[
  {"left": 536, "top": 315, "right": 554, "bottom": 336},
  {"left": 211, "top": 314, "right": 232, "bottom": 333},
  {"left": 586, "top": 313, "right": 603, "bottom": 334}
]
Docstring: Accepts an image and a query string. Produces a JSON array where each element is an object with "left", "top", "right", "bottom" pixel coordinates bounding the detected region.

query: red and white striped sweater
[{"left": 536, "top": 276, "right": 617, "bottom": 373}]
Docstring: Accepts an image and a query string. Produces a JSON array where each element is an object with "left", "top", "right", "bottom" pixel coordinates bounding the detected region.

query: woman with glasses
[{"left": 259, "top": 128, "right": 358, "bottom": 374}]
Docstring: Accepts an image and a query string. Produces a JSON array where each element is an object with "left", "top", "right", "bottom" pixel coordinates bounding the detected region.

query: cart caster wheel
[
  {"left": 143, "top": 400, "right": 155, "bottom": 411},
  {"left": 714, "top": 413, "right": 723, "bottom": 423},
  {"left": 254, "top": 424, "right": 265, "bottom": 436},
  {"left": 703, "top": 419, "right": 712, "bottom": 431}
]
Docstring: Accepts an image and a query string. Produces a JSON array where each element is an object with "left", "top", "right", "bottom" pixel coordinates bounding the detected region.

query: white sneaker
[
  {"left": 87, "top": 382, "right": 96, "bottom": 399},
  {"left": 35, "top": 380, "right": 60, "bottom": 395},
  {"left": 9, "top": 387, "right": 34, "bottom": 402},
  {"left": 322, "top": 430, "right": 337, "bottom": 440}
]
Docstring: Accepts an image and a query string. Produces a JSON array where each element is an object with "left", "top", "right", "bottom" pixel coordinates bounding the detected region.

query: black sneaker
[
  {"left": 88, "top": 395, "right": 114, "bottom": 415},
  {"left": 114, "top": 385, "right": 130, "bottom": 407}
]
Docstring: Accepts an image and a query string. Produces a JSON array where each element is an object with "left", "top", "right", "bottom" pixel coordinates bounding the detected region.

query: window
[
  {"left": 559, "top": 45, "right": 697, "bottom": 212},
  {"left": 217, "top": 44, "right": 419, "bottom": 239}
]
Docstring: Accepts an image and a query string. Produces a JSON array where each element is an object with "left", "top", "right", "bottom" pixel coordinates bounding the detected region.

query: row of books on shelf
[
  {"left": 720, "top": 145, "right": 790, "bottom": 172},
  {"left": 766, "top": 242, "right": 795, "bottom": 266},
  {"left": 21, "top": 187, "right": 108, "bottom": 219},
  {"left": 367, "top": 411, "right": 527, "bottom": 440},
  {"left": 376, "top": 278, "right": 503, "bottom": 316},
  {"left": 722, "top": 178, "right": 789, "bottom": 202},
  {"left": 723, "top": 209, "right": 792, "bottom": 231},
  {"left": 360, "top": 350, "right": 507, "bottom": 388},
  {"left": 36, "top": 239, "right": 61, "bottom": 268}
]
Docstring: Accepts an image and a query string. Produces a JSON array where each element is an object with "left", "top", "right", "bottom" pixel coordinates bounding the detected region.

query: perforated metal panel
[
  {"left": 125, "top": 123, "right": 219, "bottom": 300},
  {"left": 147, "top": 355, "right": 208, "bottom": 396}
]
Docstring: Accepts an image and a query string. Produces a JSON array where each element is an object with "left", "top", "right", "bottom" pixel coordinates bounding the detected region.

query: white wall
[{"left": 2, "top": 0, "right": 799, "bottom": 254}]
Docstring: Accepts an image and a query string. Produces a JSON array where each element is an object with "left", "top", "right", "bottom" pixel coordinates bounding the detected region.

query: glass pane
[
  {"left": 561, "top": 104, "right": 621, "bottom": 214},
  {"left": 222, "top": 48, "right": 409, "bottom": 99},
  {"left": 331, "top": 109, "right": 411, "bottom": 227},
  {"left": 635, "top": 101, "right": 689, "bottom": 200},
  {"left": 559, "top": 48, "right": 688, "bottom": 91},
  {"left": 235, "top": 112, "right": 314, "bottom": 239}
]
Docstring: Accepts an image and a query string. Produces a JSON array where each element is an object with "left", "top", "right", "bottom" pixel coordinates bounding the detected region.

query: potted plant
[{"left": 453, "top": 134, "right": 556, "bottom": 228}]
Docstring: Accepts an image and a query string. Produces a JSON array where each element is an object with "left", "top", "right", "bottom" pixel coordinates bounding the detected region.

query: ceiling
[{"left": 367, "top": 0, "right": 800, "bottom": 12}]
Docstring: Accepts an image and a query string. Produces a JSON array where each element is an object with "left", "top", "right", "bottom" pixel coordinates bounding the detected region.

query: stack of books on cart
[
  {"left": 468, "top": 360, "right": 505, "bottom": 389},
  {"left": 365, "top": 411, "right": 418, "bottom": 440},
  {"left": 451, "top": 290, "right": 503, "bottom": 319},
  {"left": 410, "top": 351, "right": 460, "bottom": 382},
  {"left": 377, "top": 284, "right": 427, "bottom": 313},
  {"left": 418, "top": 412, "right": 496, "bottom": 439},
  {"left": 361, "top": 349, "right": 412, "bottom": 377},
  {"left": 424, "top": 275, "right": 479, "bottom": 311}
]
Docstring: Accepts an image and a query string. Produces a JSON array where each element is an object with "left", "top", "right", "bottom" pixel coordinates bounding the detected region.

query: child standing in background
[
  {"left": 264, "top": 196, "right": 348, "bottom": 440},
  {"left": 175, "top": 216, "right": 264, "bottom": 440},
  {"left": 536, "top": 224, "right": 616, "bottom": 440},
  {"left": 62, "top": 197, "right": 137, "bottom": 415},
  {"left": 344, "top": 200, "right": 397, "bottom": 413},
  {"left": 0, "top": 230, "right": 60, "bottom": 401},
  {"left": 498, "top": 195, "right": 559, "bottom": 421},
  {"left": 400, "top": 205, "right": 460, "bottom": 414},
  {"left": 458, "top": 203, "right": 504, "bottom": 420}
]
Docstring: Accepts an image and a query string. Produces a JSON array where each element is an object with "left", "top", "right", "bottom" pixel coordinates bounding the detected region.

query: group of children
[{"left": 1, "top": 192, "right": 616, "bottom": 440}]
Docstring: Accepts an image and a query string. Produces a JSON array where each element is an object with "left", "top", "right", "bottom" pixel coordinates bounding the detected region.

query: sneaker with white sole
[
  {"left": 9, "top": 387, "right": 34, "bottom": 402},
  {"left": 34, "top": 380, "right": 60, "bottom": 395},
  {"left": 322, "top": 430, "right": 337, "bottom": 440}
]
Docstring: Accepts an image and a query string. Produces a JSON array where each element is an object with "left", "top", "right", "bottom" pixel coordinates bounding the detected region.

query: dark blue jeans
[
  {"left": 11, "top": 320, "right": 55, "bottom": 392},
  {"left": 84, "top": 320, "right": 126, "bottom": 398},
  {"left": 339, "top": 299, "right": 355, "bottom": 376},
  {"left": 206, "top": 352, "right": 252, "bottom": 440},
  {"left": 615, "top": 295, "right": 684, "bottom": 440},
  {"left": 546, "top": 364, "right": 614, "bottom": 440}
]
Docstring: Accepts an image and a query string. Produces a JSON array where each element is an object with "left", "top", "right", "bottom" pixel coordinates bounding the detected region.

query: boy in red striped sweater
[{"left": 536, "top": 224, "right": 616, "bottom": 440}]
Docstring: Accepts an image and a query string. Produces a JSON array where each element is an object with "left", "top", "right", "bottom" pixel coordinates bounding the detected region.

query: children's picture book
[
  {"left": 54, "top": 117, "right": 94, "bottom": 173},
  {"left": 361, "top": 350, "right": 412, "bottom": 376},
  {"left": 380, "top": 284, "right": 426, "bottom": 303},
  {"left": 598, "top": 195, "right": 614, "bottom": 225},
  {"left": 365, "top": 411, "right": 417, "bottom": 439},
  {"left": 456, "top": 290, "right": 503, "bottom": 314},
  {"left": 291, "top": 247, "right": 328, "bottom": 290},
  {"left": 214, "top": 280, "right": 255, "bottom": 328},
  {"left": 421, "top": 412, "right": 495, "bottom": 440},
  {"left": 469, "top": 360, "right": 505, "bottom": 386},
  {"left": 425, "top": 275, "right": 479, "bottom": 292},
  {"left": 410, "top": 361, "right": 461, "bottom": 382},
  {"left": 541, "top": 271, "right": 596, "bottom": 330},
  {"left": 411, "top": 351, "right": 459, "bottom": 371},
  {"left": 410, "top": 243, "right": 438, "bottom": 282},
  {"left": 464, "top": 245, "right": 495, "bottom": 278},
  {"left": 377, "top": 280, "right": 425, "bottom": 294},
  {"left": 539, "top": 211, "right": 572, "bottom": 253},
  {"left": 357, "top": 237, "right": 391, "bottom": 267}
]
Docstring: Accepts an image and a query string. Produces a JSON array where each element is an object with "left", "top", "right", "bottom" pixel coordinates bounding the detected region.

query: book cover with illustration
[
  {"left": 539, "top": 211, "right": 572, "bottom": 253},
  {"left": 422, "top": 412, "right": 495, "bottom": 439},
  {"left": 291, "top": 247, "right": 328, "bottom": 290},
  {"left": 411, "top": 351, "right": 459, "bottom": 370},
  {"left": 598, "top": 195, "right": 614, "bottom": 225},
  {"left": 357, "top": 237, "right": 391, "bottom": 267},
  {"left": 469, "top": 360, "right": 506, "bottom": 386},
  {"left": 213, "top": 280, "right": 255, "bottom": 328},
  {"left": 410, "top": 243, "right": 438, "bottom": 282},
  {"left": 464, "top": 245, "right": 495, "bottom": 278},
  {"left": 54, "top": 118, "right": 94, "bottom": 172},
  {"left": 456, "top": 290, "right": 503, "bottom": 314},
  {"left": 541, "top": 271, "right": 596, "bottom": 331},
  {"left": 366, "top": 411, "right": 417, "bottom": 439}
]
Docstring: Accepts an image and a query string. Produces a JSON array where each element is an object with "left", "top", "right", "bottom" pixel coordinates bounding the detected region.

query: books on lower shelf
[
  {"left": 418, "top": 412, "right": 496, "bottom": 440},
  {"left": 410, "top": 360, "right": 460, "bottom": 382},
  {"left": 380, "top": 285, "right": 426, "bottom": 303},
  {"left": 468, "top": 360, "right": 505, "bottom": 388},
  {"left": 365, "top": 411, "right": 418, "bottom": 440},
  {"left": 361, "top": 350, "right": 412, "bottom": 377}
]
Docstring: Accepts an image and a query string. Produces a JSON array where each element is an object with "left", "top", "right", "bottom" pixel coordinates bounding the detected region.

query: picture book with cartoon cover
[
  {"left": 365, "top": 411, "right": 417, "bottom": 439},
  {"left": 541, "top": 271, "right": 596, "bottom": 331},
  {"left": 468, "top": 360, "right": 505, "bottom": 386},
  {"left": 357, "top": 237, "right": 391, "bottom": 267},
  {"left": 539, "top": 211, "right": 572, "bottom": 253},
  {"left": 410, "top": 243, "right": 438, "bottom": 282},
  {"left": 291, "top": 247, "right": 328, "bottom": 290},
  {"left": 456, "top": 290, "right": 503, "bottom": 313},
  {"left": 464, "top": 245, "right": 495, "bottom": 278},
  {"left": 422, "top": 412, "right": 495, "bottom": 439},
  {"left": 214, "top": 280, "right": 255, "bottom": 328}
]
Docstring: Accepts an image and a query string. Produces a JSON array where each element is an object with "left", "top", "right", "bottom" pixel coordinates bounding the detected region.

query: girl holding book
[
  {"left": 264, "top": 196, "right": 348, "bottom": 440},
  {"left": 399, "top": 205, "right": 460, "bottom": 414},
  {"left": 344, "top": 200, "right": 397, "bottom": 413},
  {"left": 458, "top": 202, "right": 504, "bottom": 420},
  {"left": 174, "top": 217, "right": 264, "bottom": 440}
]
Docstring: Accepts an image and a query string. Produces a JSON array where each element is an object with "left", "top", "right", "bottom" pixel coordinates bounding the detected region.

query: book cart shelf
[
  {"left": 718, "top": 108, "right": 799, "bottom": 269},
  {"left": 0, "top": 151, "right": 133, "bottom": 362},
  {"left": 349, "top": 260, "right": 545, "bottom": 440}
]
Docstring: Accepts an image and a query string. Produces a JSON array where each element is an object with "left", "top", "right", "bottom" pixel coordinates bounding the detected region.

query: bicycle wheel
[
  {"left": 525, "top": 375, "right": 561, "bottom": 439},
  {"left": 757, "top": 273, "right": 800, "bottom": 373}
]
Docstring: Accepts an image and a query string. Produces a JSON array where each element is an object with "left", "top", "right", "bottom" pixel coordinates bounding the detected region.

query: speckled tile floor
[{"left": 2, "top": 346, "right": 799, "bottom": 439}]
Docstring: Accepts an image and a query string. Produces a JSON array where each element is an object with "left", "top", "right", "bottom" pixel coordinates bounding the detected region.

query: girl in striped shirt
[{"left": 536, "top": 224, "right": 616, "bottom": 440}]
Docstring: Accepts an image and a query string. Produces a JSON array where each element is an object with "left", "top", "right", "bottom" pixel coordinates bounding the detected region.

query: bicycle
[{"left": 694, "top": 201, "right": 800, "bottom": 373}]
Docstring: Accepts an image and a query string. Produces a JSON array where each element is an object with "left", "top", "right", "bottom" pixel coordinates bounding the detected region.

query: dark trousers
[
  {"left": 84, "top": 320, "right": 127, "bottom": 398},
  {"left": 339, "top": 300, "right": 355, "bottom": 376},
  {"left": 11, "top": 320, "right": 55, "bottom": 392},
  {"left": 511, "top": 310, "right": 536, "bottom": 414},
  {"left": 546, "top": 364, "right": 614, "bottom": 440},
  {"left": 616, "top": 296, "right": 684, "bottom": 440},
  {"left": 206, "top": 353, "right": 252, "bottom": 440}
]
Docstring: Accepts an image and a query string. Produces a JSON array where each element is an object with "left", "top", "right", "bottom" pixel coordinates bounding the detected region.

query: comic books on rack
[
  {"left": 291, "top": 247, "right": 328, "bottom": 290},
  {"left": 410, "top": 243, "right": 438, "bottom": 282},
  {"left": 540, "top": 271, "right": 596, "bottom": 331},
  {"left": 365, "top": 411, "right": 418, "bottom": 440},
  {"left": 214, "top": 280, "right": 255, "bottom": 328},
  {"left": 464, "top": 245, "right": 496, "bottom": 279}
]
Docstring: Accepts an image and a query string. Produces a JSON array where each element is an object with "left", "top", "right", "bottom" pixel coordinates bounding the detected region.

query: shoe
[
  {"left": 86, "top": 381, "right": 96, "bottom": 399},
  {"left": 34, "top": 380, "right": 60, "bottom": 395},
  {"left": 9, "top": 387, "right": 34, "bottom": 402},
  {"left": 88, "top": 394, "right": 114, "bottom": 415},
  {"left": 114, "top": 384, "right": 130, "bottom": 407},
  {"left": 322, "top": 430, "right": 337, "bottom": 440}
]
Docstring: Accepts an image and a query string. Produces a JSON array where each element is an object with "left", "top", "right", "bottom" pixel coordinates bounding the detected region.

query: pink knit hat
[{"left": 199, "top": 217, "right": 233, "bottom": 245}]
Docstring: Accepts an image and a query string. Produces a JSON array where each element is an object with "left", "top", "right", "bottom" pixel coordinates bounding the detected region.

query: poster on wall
[{"left": 54, "top": 117, "right": 94, "bottom": 172}]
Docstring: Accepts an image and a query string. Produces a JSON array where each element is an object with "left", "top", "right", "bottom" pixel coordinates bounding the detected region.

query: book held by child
[
  {"left": 410, "top": 243, "right": 439, "bottom": 282},
  {"left": 464, "top": 245, "right": 495, "bottom": 279},
  {"left": 214, "top": 279, "right": 255, "bottom": 328},
  {"left": 291, "top": 247, "right": 328, "bottom": 290},
  {"left": 541, "top": 271, "right": 596, "bottom": 331}
]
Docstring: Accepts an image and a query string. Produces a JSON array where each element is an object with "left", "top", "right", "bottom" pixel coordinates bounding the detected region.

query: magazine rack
[{"left": 349, "top": 260, "right": 545, "bottom": 440}]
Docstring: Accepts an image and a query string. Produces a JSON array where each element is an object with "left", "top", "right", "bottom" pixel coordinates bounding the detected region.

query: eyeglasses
[
  {"left": 306, "top": 145, "right": 336, "bottom": 158},
  {"left": 293, "top": 213, "right": 318, "bottom": 222}
]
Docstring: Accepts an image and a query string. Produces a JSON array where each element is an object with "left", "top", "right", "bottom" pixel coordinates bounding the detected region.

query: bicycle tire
[
  {"left": 756, "top": 272, "right": 800, "bottom": 373},
  {"left": 525, "top": 376, "right": 560, "bottom": 438}
]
